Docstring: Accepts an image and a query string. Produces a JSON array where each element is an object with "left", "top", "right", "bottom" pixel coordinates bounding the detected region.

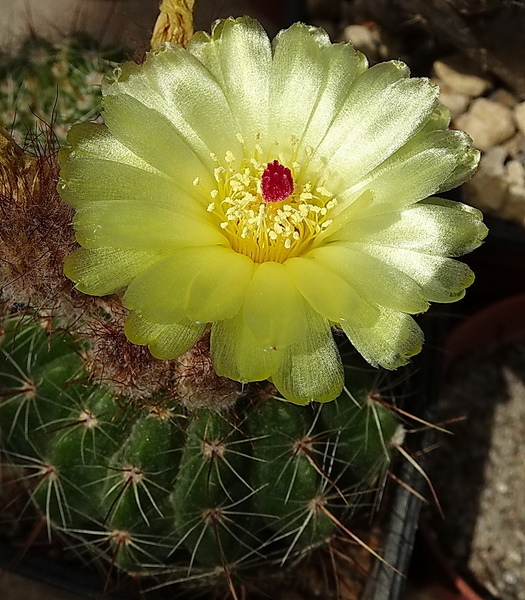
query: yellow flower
[{"left": 59, "top": 17, "right": 487, "bottom": 404}]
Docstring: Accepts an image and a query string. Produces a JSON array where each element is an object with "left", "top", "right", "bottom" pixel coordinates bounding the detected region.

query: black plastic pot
[{"left": 363, "top": 310, "right": 447, "bottom": 600}]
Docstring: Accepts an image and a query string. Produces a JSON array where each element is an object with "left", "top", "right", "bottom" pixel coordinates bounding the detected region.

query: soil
[{"left": 426, "top": 339, "right": 525, "bottom": 600}]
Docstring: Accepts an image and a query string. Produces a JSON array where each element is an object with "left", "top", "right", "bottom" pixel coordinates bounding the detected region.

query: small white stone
[
  {"left": 342, "top": 25, "right": 379, "bottom": 61},
  {"left": 503, "top": 132, "right": 525, "bottom": 158},
  {"left": 506, "top": 160, "right": 525, "bottom": 187},
  {"left": 490, "top": 89, "right": 518, "bottom": 109},
  {"left": 463, "top": 146, "right": 508, "bottom": 213},
  {"left": 503, "top": 571, "right": 518, "bottom": 585},
  {"left": 495, "top": 481, "right": 509, "bottom": 494},
  {"left": 513, "top": 102, "right": 525, "bottom": 136},
  {"left": 433, "top": 54, "right": 492, "bottom": 97},
  {"left": 455, "top": 98, "right": 515, "bottom": 151},
  {"left": 438, "top": 87, "right": 470, "bottom": 120}
]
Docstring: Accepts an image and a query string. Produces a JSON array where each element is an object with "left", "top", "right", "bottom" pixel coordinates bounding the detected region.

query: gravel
[{"left": 455, "top": 98, "right": 516, "bottom": 152}]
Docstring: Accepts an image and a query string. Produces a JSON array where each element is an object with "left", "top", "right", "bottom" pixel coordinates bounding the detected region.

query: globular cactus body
[{"left": 0, "top": 315, "right": 400, "bottom": 587}]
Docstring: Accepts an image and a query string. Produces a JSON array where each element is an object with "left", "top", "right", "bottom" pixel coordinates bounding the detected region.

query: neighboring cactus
[
  {"left": 0, "top": 314, "right": 400, "bottom": 591},
  {"left": 0, "top": 33, "right": 125, "bottom": 147}
]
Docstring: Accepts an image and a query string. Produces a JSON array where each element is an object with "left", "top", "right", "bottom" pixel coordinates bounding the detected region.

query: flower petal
[
  {"left": 62, "top": 122, "right": 157, "bottom": 172},
  {"left": 103, "top": 45, "right": 242, "bottom": 168},
  {"left": 124, "top": 311, "right": 206, "bottom": 360},
  {"left": 64, "top": 247, "right": 170, "bottom": 295},
  {"left": 332, "top": 198, "right": 488, "bottom": 257},
  {"left": 60, "top": 124, "right": 206, "bottom": 214},
  {"left": 102, "top": 93, "right": 215, "bottom": 191},
  {"left": 339, "top": 305, "right": 423, "bottom": 370},
  {"left": 285, "top": 256, "right": 378, "bottom": 325},
  {"left": 59, "top": 123, "right": 183, "bottom": 210},
  {"left": 124, "top": 246, "right": 254, "bottom": 323},
  {"left": 268, "top": 24, "right": 366, "bottom": 154},
  {"left": 243, "top": 261, "right": 307, "bottom": 350},
  {"left": 210, "top": 311, "right": 283, "bottom": 382},
  {"left": 312, "top": 61, "right": 439, "bottom": 186},
  {"left": 271, "top": 306, "right": 344, "bottom": 405},
  {"left": 437, "top": 140, "right": 481, "bottom": 194},
  {"left": 350, "top": 242, "right": 475, "bottom": 304},
  {"left": 420, "top": 103, "right": 451, "bottom": 133},
  {"left": 332, "top": 129, "right": 477, "bottom": 219},
  {"left": 188, "top": 17, "right": 271, "bottom": 147},
  {"left": 73, "top": 201, "right": 227, "bottom": 250},
  {"left": 308, "top": 245, "right": 430, "bottom": 314}
]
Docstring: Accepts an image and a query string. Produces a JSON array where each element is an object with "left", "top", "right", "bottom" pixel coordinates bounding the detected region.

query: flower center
[
  {"left": 203, "top": 138, "right": 337, "bottom": 264},
  {"left": 261, "top": 160, "right": 294, "bottom": 203}
]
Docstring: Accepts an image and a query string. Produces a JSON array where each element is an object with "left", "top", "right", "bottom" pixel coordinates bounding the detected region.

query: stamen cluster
[{"left": 203, "top": 136, "right": 337, "bottom": 263}]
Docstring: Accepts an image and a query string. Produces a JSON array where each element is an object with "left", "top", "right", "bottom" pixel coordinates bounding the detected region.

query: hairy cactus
[{"left": 0, "top": 314, "right": 400, "bottom": 592}]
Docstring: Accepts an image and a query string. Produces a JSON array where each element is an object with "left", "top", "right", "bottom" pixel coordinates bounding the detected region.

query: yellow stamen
[{"left": 205, "top": 139, "right": 337, "bottom": 264}]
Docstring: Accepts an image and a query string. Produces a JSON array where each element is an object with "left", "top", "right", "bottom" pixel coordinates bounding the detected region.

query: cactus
[
  {"left": 0, "top": 33, "right": 125, "bottom": 147},
  {"left": 0, "top": 313, "right": 400, "bottom": 592},
  {"left": 0, "top": 11, "right": 486, "bottom": 598}
]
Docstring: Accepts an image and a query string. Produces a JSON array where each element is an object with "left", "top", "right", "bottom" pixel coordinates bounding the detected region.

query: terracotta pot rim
[
  {"left": 444, "top": 293, "right": 525, "bottom": 372},
  {"left": 418, "top": 519, "right": 488, "bottom": 600}
]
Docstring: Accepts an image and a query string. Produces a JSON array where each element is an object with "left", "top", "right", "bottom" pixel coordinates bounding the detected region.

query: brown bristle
[
  {"left": 0, "top": 126, "right": 98, "bottom": 321},
  {"left": 84, "top": 308, "right": 242, "bottom": 411},
  {"left": 176, "top": 332, "right": 243, "bottom": 411},
  {"left": 83, "top": 304, "right": 180, "bottom": 400}
]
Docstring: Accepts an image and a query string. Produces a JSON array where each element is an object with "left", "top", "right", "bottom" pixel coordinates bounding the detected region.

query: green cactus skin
[
  {"left": 0, "top": 315, "right": 401, "bottom": 588},
  {"left": 0, "top": 34, "right": 126, "bottom": 147}
]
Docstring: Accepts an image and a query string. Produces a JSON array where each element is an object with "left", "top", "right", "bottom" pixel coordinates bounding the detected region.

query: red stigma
[{"left": 261, "top": 160, "right": 294, "bottom": 203}]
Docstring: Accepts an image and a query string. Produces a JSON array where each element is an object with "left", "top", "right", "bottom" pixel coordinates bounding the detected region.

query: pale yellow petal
[
  {"left": 268, "top": 23, "right": 366, "bottom": 153},
  {"left": 243, "top": 262, "right": 307, "bottom": 350},
  {"left": 73, "top": 202, "right": 226, "bottom": 250},
  {"left": 103, "top": 45, "right": 242, "bottom": 165},
  {"left": 352, "top": 243, "right": 475, "bottom": 304},
  {"left": 64, "top": 247, "right": 170, "bottom": 296},
  {"left": 312, "top": 62, "right": 438, "bottom": 187},
  {"left": 124, "top": 311, "right": 205, "bottom": 360},
  {"left": 188, "top": 17, "right": 271, "bottom": 147},
  {"left": 124, "top": 246, "right": 254, "bottom": 324},
  {"left": 332, "top": 129, "right": 477, "bottom": 216},
  {"left": 271, "top": 306, "right": 343, "bottom": 405},
  {"left": 331, "top": 198, "right": 488, "bottom": 257},
  {"left": 285, "top": 256, "right": 378, "bottom": 325},
  {"left": 102, "top": 93, "right": 214, "bottom": 192},
  {"left": 308, "top": 245, "right": 430, "bottom": 314},
  {"left": 210, "top": 312, "right": 283, "bottom": 382},
  {"left": 59, "top": 123, "right": 193, "bottom": 210},
  {"left": 340, "top": 305, "right": 423, "bottom": 370}
]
